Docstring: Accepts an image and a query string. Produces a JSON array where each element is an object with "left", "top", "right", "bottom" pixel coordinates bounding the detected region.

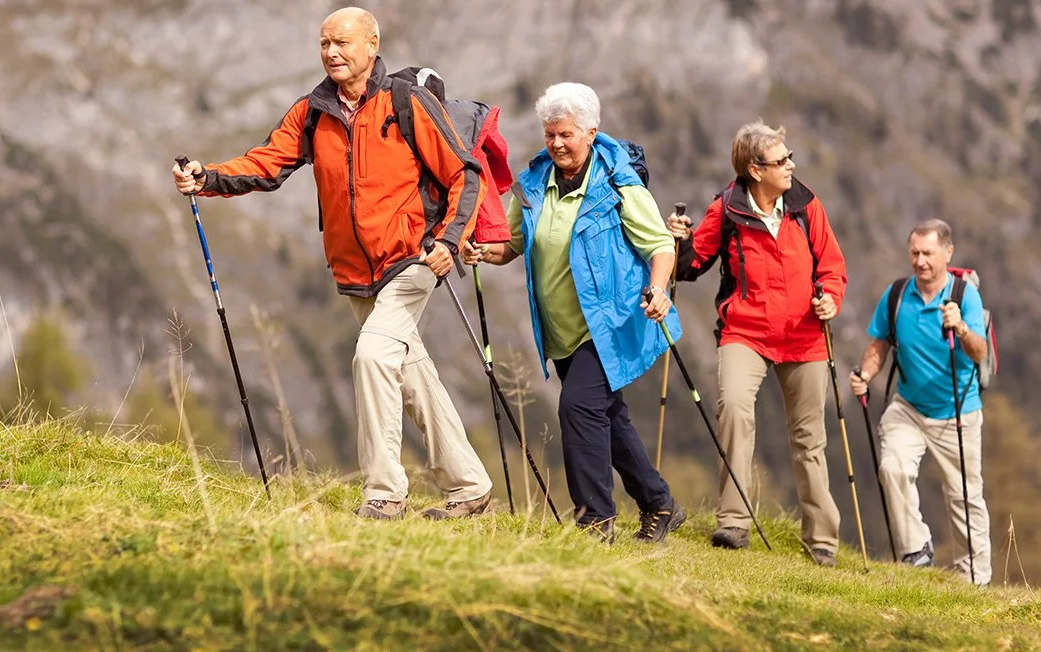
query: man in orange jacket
[
  {"left": 172, "top": 7, "right": 493, "bottom": 520},
  {"left": 667, "top": 120, "right": 847, "bottom": 565}
]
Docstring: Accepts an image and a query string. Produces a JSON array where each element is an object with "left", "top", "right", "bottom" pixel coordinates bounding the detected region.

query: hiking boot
[
  {"left": 635, "top": 497, "right": 687, "bottom": 543},
  {"left": 354, "top": 499, "right": 407, "bottom": 520},
  {"left": 711, "top": 526, "right": 750, "bottom": 550},
  {"left": 580, "top": 519, "right": 616, "bottom": 544},
  {"left": 901, "top": 541, "right": 935, "bottom": 568},
  {"left": 422, "top": 490, "right": 492, "bottom": 521},
  {"left": 810, "top": 548, "right": 837, "bottom": 567}
]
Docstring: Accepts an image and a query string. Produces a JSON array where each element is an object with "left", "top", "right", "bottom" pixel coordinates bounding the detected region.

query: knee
[
  {"left": 717, "top": 389, "right": 756, "bottom": 423},
  {"left": 878, "top": 456, "right": 914, "bottom": 485},
  {"left": 352, "top": 334, "right": 401, "bottom": 374},
  {"left": 558, "top": 386, "right": 589, "bottom": 421}
]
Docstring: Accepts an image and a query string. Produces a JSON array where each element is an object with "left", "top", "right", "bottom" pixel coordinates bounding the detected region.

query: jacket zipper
[{"left": 344, "top": 120, "right": 375, "bottom": 284}]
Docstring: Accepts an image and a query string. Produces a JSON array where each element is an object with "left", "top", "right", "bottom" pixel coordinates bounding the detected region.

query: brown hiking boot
[
  {"left": 354, "top": 499, "right": 407, "bottom": 520},
  {"left": 422, "top": 490, "right": 492, "bottom": 521},
  {"left": 580, "top": 519, "right": 616, "bottom": 544},
  {"left": 810, "top": 548, "right": 837, "bottom": 567},
  {"left": 635, "top": 497, "right": 687, "bottom": 543},
  {"left": 711, "top": 526, "right": 750, "bottom": 550}
]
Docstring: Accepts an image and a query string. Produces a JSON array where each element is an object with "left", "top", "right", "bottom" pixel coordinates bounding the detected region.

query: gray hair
[
  {"left": 534, "top": 82, "right": 601, "bottom": 132},
  {"left": 909, "top": 219, "right": 953, "bottom": 248}
]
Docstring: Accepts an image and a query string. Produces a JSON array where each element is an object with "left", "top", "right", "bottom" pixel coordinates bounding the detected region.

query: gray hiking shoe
[
  {"left": 635, "top": 497, "right": 687, "bottom": 543},
  {"left": 810, "top": 548, "right": 837, "bottom": 567},
  {"left": 422, "top": 490, "right": 492, "bottom": 521},
  {"left": 354, "top": 499, "right": 407, "bottom": 520},
  {"left": 901, "top": 541, "right": 935, "bottom": 568},
  {"left": 711, "top": 526, "right": 750, "bottom": 550}
]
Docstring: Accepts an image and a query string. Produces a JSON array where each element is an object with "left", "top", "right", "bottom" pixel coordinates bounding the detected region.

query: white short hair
[{"left": 534, "top": 82, "right": 601, "bottom": 132}]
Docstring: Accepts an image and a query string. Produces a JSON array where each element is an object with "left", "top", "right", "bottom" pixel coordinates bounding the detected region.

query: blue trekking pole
[
  {"left": 944, "top": 299, "right": 975, "bottom": 584},
  {"left": 175, "top": 157, "right": 271, "bottom": 499},
  {"left": 642, "top": 288, "right": 771, "bottom": 549}
]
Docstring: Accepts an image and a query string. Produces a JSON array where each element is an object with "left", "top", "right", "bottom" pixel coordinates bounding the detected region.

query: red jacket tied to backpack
[
  {"left": 198, "top": 57, "right": 490, "bottom": 297},
  {"left": 677, "top": 178, "right": 847, "bottom": 362}
]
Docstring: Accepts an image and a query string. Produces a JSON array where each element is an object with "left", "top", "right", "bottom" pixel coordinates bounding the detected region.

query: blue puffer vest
[{"left": 514, "top": 133, "right": 682, "bottom": 391}]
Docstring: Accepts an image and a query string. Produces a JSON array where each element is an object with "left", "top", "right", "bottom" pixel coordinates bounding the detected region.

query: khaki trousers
[
  {"left": 879, "top": 395, "right": 990, "bottom": 585},
  {"left": 716, "top": 343, "right": 840, "bottom": 552},
  {"left": 348, "top": 265, "right": 492, "bottom": 502}
]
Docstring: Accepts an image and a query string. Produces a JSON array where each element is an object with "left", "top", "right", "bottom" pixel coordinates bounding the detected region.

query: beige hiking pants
[
  {"left": 879, "top": 395, "right": 990, "bottom": 585},
  {"left": 348, "top": 265, "right": 492, "bottom": 503},
  {"left": 716, "top": 343, "right": 841, "bottom": 552}
]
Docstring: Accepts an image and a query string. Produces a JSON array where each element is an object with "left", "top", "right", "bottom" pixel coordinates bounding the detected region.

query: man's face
[
  {"left": 908, "top": 231, "right": 953, "bottom": 285},
  {"left": 750, "top": 141, "right": 795, "bottom": 193},
  {"left": 319, "top": 17, "right": 377, "bottom": 88}
]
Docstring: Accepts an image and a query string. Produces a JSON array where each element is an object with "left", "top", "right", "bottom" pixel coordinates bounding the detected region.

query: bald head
[
  {"left": 319, "top": 7, "right": 380, "bottom": 97},
  {"left": 322, "top": 7, "right": 380, "bottom": 43}
]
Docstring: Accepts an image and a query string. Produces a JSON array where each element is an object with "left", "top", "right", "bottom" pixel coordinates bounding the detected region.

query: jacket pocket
[
  {"left": 398, "top": 212, "right": 417, "bottom": 255},
  {"left": 356, "top": 124, "right": 369, "bottom": 178},
  {"left": 576, "top": 212, "right": 622, "bottom": 297}
]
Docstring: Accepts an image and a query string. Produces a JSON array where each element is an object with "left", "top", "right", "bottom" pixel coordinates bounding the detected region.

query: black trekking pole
[
  {"left": 642, "top": 288, "right": 771, "bottom": 550},
  {"left": 427, "top": 243, "right": 561, "bottom": 524},
  {"left": 944, "top": 300, "right": 975, "bottom": 584},
  {"left": 816, "top": 282, "right": 868, "bottom": 571},
  {"left": 472, "top": 262, "right": 515, "bottom": 514},
  {"left": 852, "top": 366, "right": 897, "bottom": 562},
  {"left": 175, "top": 157, "right": 271, "bottom": 499},
  {"left": 654, "top": 202, "right": 685, "bottom": 470}
]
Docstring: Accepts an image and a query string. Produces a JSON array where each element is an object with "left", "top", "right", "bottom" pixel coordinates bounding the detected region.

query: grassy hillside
[{"left": 0, "top": 421, "right": 1039, "bottom": 651}]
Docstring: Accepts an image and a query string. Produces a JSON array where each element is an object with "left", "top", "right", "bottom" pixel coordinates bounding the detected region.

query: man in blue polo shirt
[{"left": 849, "top": 219, "right": 990, "bottom": 586}]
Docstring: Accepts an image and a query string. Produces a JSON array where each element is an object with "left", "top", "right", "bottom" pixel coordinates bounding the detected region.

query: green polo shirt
[{"left": 507, "top": 166, "right": 674, "bottom": 360}]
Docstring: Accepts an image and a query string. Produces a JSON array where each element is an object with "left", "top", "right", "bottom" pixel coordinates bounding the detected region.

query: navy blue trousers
[{"left": 553, "top": 340, "right": 671, "bottom": 524}]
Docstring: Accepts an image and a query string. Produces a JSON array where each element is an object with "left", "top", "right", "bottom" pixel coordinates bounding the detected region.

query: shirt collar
[{"left": 747, "top": 190, "right": 783, "bottom": 219}]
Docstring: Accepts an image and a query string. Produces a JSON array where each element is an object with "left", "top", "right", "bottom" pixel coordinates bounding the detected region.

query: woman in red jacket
[{"left": 667, "top": 120, "right": 847, "bottom": 566}]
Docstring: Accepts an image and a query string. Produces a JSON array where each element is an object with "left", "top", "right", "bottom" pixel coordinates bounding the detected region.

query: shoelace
[
  {"left": 443, "top": 501, "right": 461, "bottom": 510},
  {"left": 638, "top": 509, "right": 668, "bottom": 537}
]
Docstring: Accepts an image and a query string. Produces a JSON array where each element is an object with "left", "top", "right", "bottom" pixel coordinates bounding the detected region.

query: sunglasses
[{"left": 756, "top": 151, "right": 794, "bottom": 168}]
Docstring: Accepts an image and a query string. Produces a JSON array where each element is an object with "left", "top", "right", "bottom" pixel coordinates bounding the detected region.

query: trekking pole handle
[
  {"left": 851, "top": 365, "right": 870, "bottom": 405},
  {"left": 175, "top": 156, "right": 207, "bottom": 179},
  {"left": 814, "top": 280, "right": 824, "bottom": 299},
  {"left": 674, "top": 202, "right": 686, "bottom": 216},
  {"left": 943, "top": 299, "right": 956, "bottom": 346}
]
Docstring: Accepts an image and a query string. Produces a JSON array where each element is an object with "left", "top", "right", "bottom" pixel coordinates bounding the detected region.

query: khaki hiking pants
[
  {"left": 716, "top": 343, "right": 841, "bottom": 552},
  {"left": 879, "top": 395, "right": 990, "bottom": 585},
  {"left": 348, "top": 265, "right": 492, "bottom": 503}
]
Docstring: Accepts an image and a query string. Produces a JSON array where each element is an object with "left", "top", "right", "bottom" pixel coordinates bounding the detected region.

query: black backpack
[{"left": 615, "top": 139, "right": 649, "bottom": 187}]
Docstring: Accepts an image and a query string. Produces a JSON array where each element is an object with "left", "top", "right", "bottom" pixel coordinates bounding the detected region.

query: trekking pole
[
  {"left": 852, "top": 366, "right": 897, "bottom": 562},
  {"left": 944, "top": 300, "right": 975, "bottom": 584},
  {"left": 815, "top": 282, "right": 867, "bottom": 571},
  {"left": 654, "top": 202, "right": 685, "bottom": 470},
  {"left": 472, "top": 262, "right": 515, "bottom": 514},
  {"left": 174, "top": 157, "right": 271, "bottom": 499},
  {"left": 642, "top": 288, "right": 771, "bottom": 550},
  {"left": 427, "top": 244, "right": 561, "bottom": 524}
]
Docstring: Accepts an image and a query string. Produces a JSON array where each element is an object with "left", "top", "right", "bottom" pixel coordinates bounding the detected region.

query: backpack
[
  {"left": 614, "top": 139, "right": 649, "bottom": 187},
  {"left": 883, "top": 267, "right": 998, "bottom": 399},
  {"left": 301, "top": 66, "right": 513, "bottom": 244}
]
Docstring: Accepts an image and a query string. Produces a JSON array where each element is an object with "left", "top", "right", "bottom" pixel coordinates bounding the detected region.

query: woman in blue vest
[{"left": 462, "top": 82, "right": 685, "bottom": 543}]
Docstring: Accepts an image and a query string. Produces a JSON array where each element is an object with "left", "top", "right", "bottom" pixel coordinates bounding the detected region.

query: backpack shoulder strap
[
  {"left": 887, "top": 277, "right": 910, "bottom": 346},
  {"left": 301, "top": 100, "right": 322, "bottom": 166},
  {"left": 390, "top": 77, "right": 419, "bottom": 160},
  {"left": 793, "top": 210, "right": 819, "bottom": 281},
  {"left": 950, "top": 275, "right": 968, "bottom": 306}
]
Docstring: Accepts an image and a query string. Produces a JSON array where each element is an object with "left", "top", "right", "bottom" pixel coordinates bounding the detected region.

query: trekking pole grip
[
  {"left": 814, "top": 280, "right": 824, "bottom": 299},
  {"left": 943, "top": 298, "right": 956, "bottom": 346},
  {"left": 852, "top": 365, "right": 870, "bottom": 405},
  {"left": 174, "top": 155, "right": 207, "bottom": 179}
]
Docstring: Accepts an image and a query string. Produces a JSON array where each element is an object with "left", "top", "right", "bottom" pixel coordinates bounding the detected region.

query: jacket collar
[
  {"left": 725, "top": 176, "right": 815, "bottom": 217},
  {"left": 310, "top": 56, "right": 389, "bottom": 118}
]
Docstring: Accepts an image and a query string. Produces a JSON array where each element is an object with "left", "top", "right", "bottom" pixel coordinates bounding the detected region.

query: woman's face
[
  {"left": 749, "top": 141, "right": 795, "bottom": 194},
  {"left": 543, "top": 117, "right": 596, "bottom": 176}
]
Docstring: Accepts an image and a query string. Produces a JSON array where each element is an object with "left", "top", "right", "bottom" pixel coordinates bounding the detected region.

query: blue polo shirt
[{"left": 867, "top": 273, "right": 985, "bottom": 419}]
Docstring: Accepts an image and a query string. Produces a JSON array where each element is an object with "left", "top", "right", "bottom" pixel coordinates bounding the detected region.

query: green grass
[{"left": 0, "top": 421, "right": 1038, "bottom": 651}]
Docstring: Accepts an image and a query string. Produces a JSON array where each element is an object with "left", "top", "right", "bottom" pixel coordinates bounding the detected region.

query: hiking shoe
[
  {"left": 635, "top": 497, "right": 687, "bottom": 543},
  {"left": 580, "top": 519, "right": 616, "bottom": 544},
  {"left": 810, "top": 548, "right": 837, "bottom": 567},
  {"left": 901, "top": 541, "right": 935, "bottom": 568},
  {"left": 422, "top": 490, "right": 492, "bottom": 521},
  {"left": 354, "top": 499, "right": 406, "bottom": 520},
  {"left": 711, "top": 526, "right": 750, "bottom": 550}
]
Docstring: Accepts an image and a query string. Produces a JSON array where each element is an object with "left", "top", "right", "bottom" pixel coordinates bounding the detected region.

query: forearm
[
  {"left": 858, "top": 339, "right": 891, "bottom": 381},
  {"left": 649, "top": 250, "right": 675, "bottom": 290},
  {"left": 482, "top": 243, "right": 519, "bottom": 266},
  {"left": 958, "top": 327, "right": 988, "bottom": 364}
]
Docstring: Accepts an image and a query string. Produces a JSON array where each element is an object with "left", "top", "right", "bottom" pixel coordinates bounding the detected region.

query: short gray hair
[
  {"left": 909, "top": 219, "right": 953, "bottom": 248},
  {"left": 534, "top": 82, "right": 601, "bottom": 131}
]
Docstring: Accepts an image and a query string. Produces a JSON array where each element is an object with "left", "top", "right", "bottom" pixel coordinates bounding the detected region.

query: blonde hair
[{"left": 731, "top": 119, "right": 786, "bottom": 182}]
